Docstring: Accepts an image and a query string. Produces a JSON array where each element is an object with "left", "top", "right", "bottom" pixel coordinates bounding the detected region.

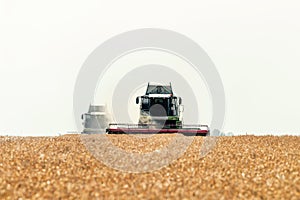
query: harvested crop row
[{"left": 0, "top": 135, "right": 299, "bottom": 199}]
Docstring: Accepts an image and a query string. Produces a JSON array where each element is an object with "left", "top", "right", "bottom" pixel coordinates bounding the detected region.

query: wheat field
[{"left": 0, "top": 135, "right": 299, "bottom": 199}]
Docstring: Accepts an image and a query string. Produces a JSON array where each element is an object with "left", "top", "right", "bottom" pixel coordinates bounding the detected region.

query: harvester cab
[{"left": 135, "top": 83, "right": 183, "bottom": 129}]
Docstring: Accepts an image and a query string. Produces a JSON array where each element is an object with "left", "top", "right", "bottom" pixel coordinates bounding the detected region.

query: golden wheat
[{"left": 0, "top": 135, "right": 299, "bottom": 199}]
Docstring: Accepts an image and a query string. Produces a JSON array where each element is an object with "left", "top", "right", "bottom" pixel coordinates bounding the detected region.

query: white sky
[{"left": 0, "top": 0, "right": 300, "bottom": 136}]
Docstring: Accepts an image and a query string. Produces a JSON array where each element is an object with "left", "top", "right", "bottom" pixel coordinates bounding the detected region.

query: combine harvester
[
  {"left": 106, "top": 83, "right": 209, "bottom": 136},
  {"left": 81, "top": 105, "right": 108, "bottom": 134}
]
